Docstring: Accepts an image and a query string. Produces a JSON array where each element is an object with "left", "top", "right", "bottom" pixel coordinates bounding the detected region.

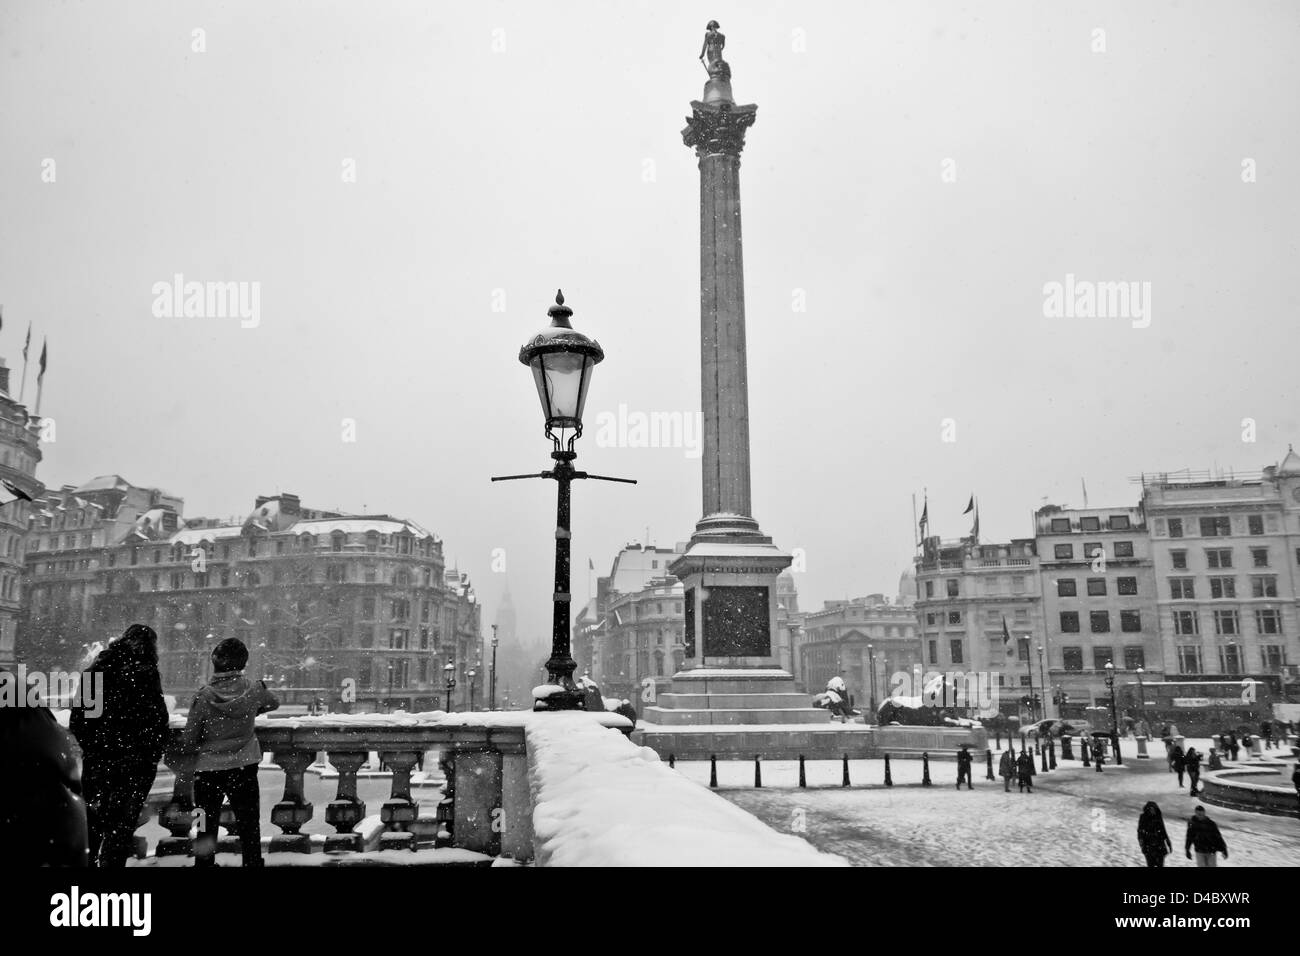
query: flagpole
[
  {"left": 34, "top": 337, "right": 46, "bottom": 417},
  {"left": 912, "top": 493, "right": 918, "bottom": 550},
  {"left": 18, "top": 322, "right": 31, "bottom": 403}
]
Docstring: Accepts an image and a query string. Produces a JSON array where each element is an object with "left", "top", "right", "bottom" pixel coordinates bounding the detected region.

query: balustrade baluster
[
  {"left": 378, "top": 750, "right": 421, "bottom": 850},
  {"left": 324, "top": 750, "right": 369, "bottom": 853},
  {"left": 269, "top": 749, "right": 316, "bottom": 854}
]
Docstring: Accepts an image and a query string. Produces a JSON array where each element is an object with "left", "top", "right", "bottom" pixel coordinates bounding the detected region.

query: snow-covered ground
[{"left": 675, "top": 741, "right": 1300, "bottom": 867}]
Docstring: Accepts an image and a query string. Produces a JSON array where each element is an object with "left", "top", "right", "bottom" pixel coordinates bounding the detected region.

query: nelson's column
[{"left": 639, "top": 23, "right": 827, "bottom": 746}]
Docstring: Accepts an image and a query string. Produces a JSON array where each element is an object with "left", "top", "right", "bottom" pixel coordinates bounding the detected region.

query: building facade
[
  {"left": 799, "top": 594, "right": 922, "bottom": 712},
  {"left": 0, "top": 359, "right": 43, "bottom": 669},
  {"left": 1141, "top": 451, "right": 1300, "bottom": 691}
]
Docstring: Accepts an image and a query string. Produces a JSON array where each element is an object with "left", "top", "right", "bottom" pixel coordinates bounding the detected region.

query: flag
[
  {"left": 0, "top": 305, "right": 4, "bottom": 333},
  {"left": 918, "top": 499, "right": 929, "bottom": 538},
  {"left": 588, "top": 558, "right": 594, "bottom": 571},
  {"left": 22, "top": 322, "right": 30, "bottom": 361},
  {"left": 971, "top": 502, "right": 980, "bottom": 540},
  {"left": 1002, "top": 616, "right": 1011, "bottom": 644},
  {"left": 963, "top": 494, "right": 975, "bottom": 515},
  {"left": 1081, "top": 478, "right": 1089, "bottom": 508},
  {"left": 38, "top": 338, "right": 47, "bottom": 381}
]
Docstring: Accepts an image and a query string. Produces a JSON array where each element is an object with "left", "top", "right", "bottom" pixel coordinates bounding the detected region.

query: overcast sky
[{"left": 3, "top": 1, "right": 1298, "bottom": 651}]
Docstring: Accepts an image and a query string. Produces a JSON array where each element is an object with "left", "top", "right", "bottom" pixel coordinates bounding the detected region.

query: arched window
[{"left": 332, "top": 532, "right": 345, "bottom": 553}]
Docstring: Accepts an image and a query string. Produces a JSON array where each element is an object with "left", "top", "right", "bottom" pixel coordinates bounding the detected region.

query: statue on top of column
[{"left": 698, "top": 20, "right": 730, "bottom": 80}]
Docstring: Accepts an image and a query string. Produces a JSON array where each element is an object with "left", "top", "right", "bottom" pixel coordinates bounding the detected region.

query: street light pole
[
  {"left": 1020, "top": 636, "right": 1036, "bottom": 723},
  {"left": 443, "top": 661, "right": 456, "bottom": 714},
  {"left": 493, "top": 291, "right": 635, "bottom": 711},
  {"left": 490, "top": 624, "right": 499, "bottom": 711},
  {"left": 866, "top": 643, "right": 877, "bottom": 718},
  {"left": 468, "top": 669, "right": 477, "bottom": 712},
  {"left": 1104, "top": 660, "right": 1123, "bottom": 765},
  {"left": 1037, "top": 644, "right": 1047, "bottom": 720}
]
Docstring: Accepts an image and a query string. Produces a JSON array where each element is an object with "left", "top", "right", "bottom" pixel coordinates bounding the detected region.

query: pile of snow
[{"left": 525, "top": 713, "right": 847, "bottom": 867}]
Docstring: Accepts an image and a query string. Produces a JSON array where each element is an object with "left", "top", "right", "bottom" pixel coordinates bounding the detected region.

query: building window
[
  {"left": 1206, "top": 548, "right": 1232, "bottom": 569},
  {"left": 1262, "top": 645, "right": 1285, "bottom": 670},
  {"left": 1117, "top": 576, "right": 1138, "bottom": 595},
  {"left": 1218, "top": 644, "right": 1243, "bottom": 675},
  {"left": 1060, "top": 611, "right": 1080, "bottom": 633},
  {"left": 332, "top": 533, "right": 345, "bottom": 553},
  {"left": 360, "top": 627, "right": 374, "bottom": 649},
  {"left": 1170, "top": 578, "right": 1195, "bottom": 599},
  {"left": 326, "top": 564, "right": 346, "bottom": 584},
  {"left": 949, "top": 639, "right": 963, "bottom": 664},
  {"left": 1092, "top": 647, "right": 1113, "bottom": 670},
  {"left": 1018, "top": 640, "right": 1030, "bottom": 661},
  {"left": 1176, "top": 645, "right": 1201, "bottom": 674},
  {"left": 150, "top": 573, "right": 160, "bottom": 590},
  {"left": 419, "top": 627, "right": 430, "bottom": 649},
  {"left": 170, "top": 572, "right": 184, "bottom": 589},
  {"left": 1050, "top": 518, "right": 1070, "bottom": 533},
  {"left": 1084, "top": 543, "right": 1104, "bottom": 563},
  {"left": 1113, "top": 541, "right": 1134, "bottom": 558},
  {"left": 1247, "top": 514, "right": 1264, "bottom": 536},
  {"left": 1054, "top": 544, "right": 1073, "bottom": 560},
  {"left": 1168, "top": 518, "right": 1184, "bottom": 538},
  {"left": 1120, "top": 610, "right": 1142, "bottom": 632},
  {"left": 1089, "top": 611, "right": 1110, "bottom": 633},
  {"left": 1080, "top": 516, "right": 1101, "bottom": 532},
  {"left": 1213, "top": 609, "right": 1240, "bottom": 636},
  {"left": 1123, "top": 646, "right": 1145, "bottom": 669},
  {"left": 1255, "top": 608, "right": 1280, "bottom": 634},
  {"left": 1110, "top": 515, "right": 1131, "bottom": 531},
  {"left": 1170, "top": 550, "right": 1187, "bottom": 570},
  {"left": 925, "top": 613, "right": 936, "bottom": 625},
  {"left": 1251, "top": 548, "right": 1269, "bottom": 568},
  {"left": 1209, "top": 577, "right": 1236, "bottom": 599},
  {"left": 1062, "top": 646, "right": 1083, "bottom": 671},
  {"left": 927, "top": 640, "right": 937, "bottom": 664},
  {"left": 389, "top": 628, "right": 409, "bottom": 650},
  {"left": 946, "top": 579, "right": 958, "bottom": 597},
  {"left": 362, "top": 597, "right": 376, "bottom": 618},
  {"left": 1250, "top": 575, "right": 1277, "bottom": 598},
  {"left": 1199, "top": 516, "right": 1231, "bottom": 537},
  {"left": 947, "top": 611, "right": 961, "bottom": 625},
  {"left": 1057, "top": 578, "right": 1077, "bottom": 597},
  {"left": 925, "top": 580, "right": 934, "bottom": 598},
  {"left": 1086, "top": 578, "right": 1107, "bottom": 596}
]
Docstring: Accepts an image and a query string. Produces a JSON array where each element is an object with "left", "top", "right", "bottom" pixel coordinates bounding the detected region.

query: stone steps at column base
[{"left": 642, "top": 704, "right": 835, "bottom": 726}]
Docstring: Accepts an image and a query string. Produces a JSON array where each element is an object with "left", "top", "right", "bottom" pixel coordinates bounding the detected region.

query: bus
[{"left": 1117, "top": 678, "right": 1275, "bottom": 738}]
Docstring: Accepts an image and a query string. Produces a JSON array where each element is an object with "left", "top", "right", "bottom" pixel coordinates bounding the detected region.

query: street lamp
[
  {"left": 493, "top": 291, "right": 635, "bottom": 711},
  {"left": 1104, "top": 660, "right": 1123, "bottom": 765},
  {"left": 1018, "top": 636, "right": 1036, "bottom": 723},
  {"left": 866, "top": 643, "right": 878, "bottom": 719},
  {"left": 1037, "top": 644, "right": 1047, "bottom": 720},
  {"left": 443, "top": 661, "right": 456, "bottom": 713},
  {"left": 468, "top": 668, "right": 477, "bottom": 712},
  {"left": 1135, "top": 666, "right": 1148, "bottom": 729},
  {"left": 490, "top": 624, "right": 499, "bottom": 711}
]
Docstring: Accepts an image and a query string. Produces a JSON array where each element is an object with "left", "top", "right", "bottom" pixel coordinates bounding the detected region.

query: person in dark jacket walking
[
  {"left": 1185, "top": 747, "right": 1203, "bottom": 795},
  {"left": 999, "top": 748, "right": 1016, "bottom": 792},
  {"left": 69, "top": 624, "right": 170, "bottom": 867},
  {"left": 1169, "top": 744, "right": 1186, "bottom": 786},
  {"left": 178, "top": 638, "right": 279, "bottom": 867},
  {"left": 1016, "top": 750, "right": 1036, "bottom": 792},
  {"left": 1185, "top": 805, "right": 1228, "bottom": 866},
  {"left": 0, "top": 668, "right": 89, "bottom": 866},
  {"left": 955, "top": 744, "right": 974, "bottom": 790},
  {"left": 1136, "top": 801, "right": 1173, "bottom": 868}
]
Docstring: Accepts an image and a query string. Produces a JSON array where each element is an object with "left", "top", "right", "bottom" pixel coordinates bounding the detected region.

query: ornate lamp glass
[{"left": 519, "top": 290, "right": 604, "bottom": 444}]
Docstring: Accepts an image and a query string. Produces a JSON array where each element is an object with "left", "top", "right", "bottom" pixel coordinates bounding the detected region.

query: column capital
[{"left": 682, "top": 101, "right": 757, "bottom": 159}]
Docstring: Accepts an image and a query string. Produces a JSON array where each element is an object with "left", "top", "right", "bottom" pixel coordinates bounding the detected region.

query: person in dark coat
[
  {"left": 1169, "top": 743, "right": 1186, "bottom": 786},
  {"left": 1228, "top": 732, "right": 1240, "bottom": 761},
  {"left": 1184, "top": 747, "right": 1203, "bottom": 795},
  {"left": 1184, "top": 805, "right": 1228, "bottom": 867},
  {"left": 999, "top": 748, "right": 1016, "bottom": 792},
  {"left": 1260, "top": 720, "right": 1273, "bottom": 750},
  {"left": 0, "top": 668, "right": 89, "bottom": 866},
  {"left": 1136, "top": 801, "right": 1172, "bottom": 867},
  {"left": 955, "top": 744, "right": 974, "bottom": 790},
  {"left": 69, "top": 624, "right": 170, "bottom": 867},
  {"left": 1016, "top": 750, "right": 1036, "bottom": 792}
]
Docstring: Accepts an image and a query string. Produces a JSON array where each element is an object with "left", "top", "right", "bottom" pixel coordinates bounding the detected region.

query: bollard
[
  {"left": 1041, "top": 745, "right": 1049, "bottom": 773},
  {"left": 668, "top": 754, "right": 675, "bottom": 769},
  {"left": 754, "top": 755, "right": 762, "bottom": 788},
  {"left": 1061, "top": 735, "right": 1074, "bottom": 761},
  {"left": 1049, "top": 739, "right": 1057, "bottom": 770},
  {"left": 709, "top": 754, "right": 718, "bottom": 788},
  {"left": 842, "top": 754, "right": 851, "bottom": 787},
  {"left": 884, "top": 754, "right": 894, "bottom": 787},
  {"left": 986, "top": 749, "right": 995, "bottom": 781},
  {"left": 1020, "top": 733, "right": 1027, "bottom": 752},
  {"left": 798, "top": 755, "right": 807, "bottom": 788},
  {"left": 1136, "top": 737, "right": 1150, "bottom": 760},
  {"left": 922, "top": 752, "right": 932, "bottom": 786},
  {"left": 1082, "top": 740, "right": 1091, "bottom": 767}
]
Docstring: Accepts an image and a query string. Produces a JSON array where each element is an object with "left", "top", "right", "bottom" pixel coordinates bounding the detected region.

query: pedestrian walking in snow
[
  {"left": 1184, "top": 747, "right": 1202, "bottom": 795},
  {"left": 999, "top": 748, "right": 1016, "bottom": 792},
  {"left": 1227, "top": 732, "right": 1240, "bottom": 761},
  {"left": 1016, "top": 751, "right": 1035, "bottom": 793},
  {"left": 1184, "top": 806, "right": 1228, "bottom": 867},
  {"left": 69, "top": 623, "right": 170, "bottom": 867},
  {"left": 956, "top": 744, "right": 974, "bottom": 790},
  {"left": 178, "top": 637, "right": 279, "bottom": 867},
  {"left": 1136, "top": 802, "right": 1172, "bottom": 867},
  {"left": 1169, "top": 743, "right": 1186, "bottom": 787}
]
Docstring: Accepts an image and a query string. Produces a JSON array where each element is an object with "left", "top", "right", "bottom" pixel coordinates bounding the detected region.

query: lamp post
[
  {"left": 1135, "top": 666, "right": 1147, "bottom": 729},
  {"left": 490, "top": 624, "right": 499, "bottom": 711},
  {"left": 1037, "top": 644, "right": 1047, "bottom": 720},
  {"left": 493, "top": 291, "right": 635, "bottom": 711},
  {"left": 1104, "top": 660, "right": 1123, "bottom": 765},
  {"left": 1019, "top": 636, "right": 1036, "bottom": 723},
  {"left": 866, "top": 643, "right": 878, "bottom": 718},
  {"left": 468, "top": 669, "right": 477, "bottom": 712},
  {"left": 443, "top": 661, "right": 456, "bottom": 714}
]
